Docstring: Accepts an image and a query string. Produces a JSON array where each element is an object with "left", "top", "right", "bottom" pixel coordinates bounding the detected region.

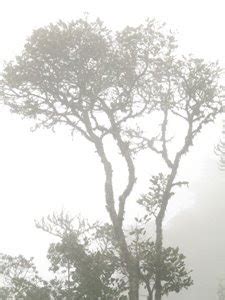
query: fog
[
  {"left": 165, "top": 156, "right": 225, "bottom": 300},
  {"left": 0, "top": 0, "right": 225, "bottom": 299}
]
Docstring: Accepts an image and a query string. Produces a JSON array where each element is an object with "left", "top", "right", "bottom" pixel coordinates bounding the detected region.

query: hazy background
[{"left": 0, "top": 1, "right": 225, "bottom": 299}]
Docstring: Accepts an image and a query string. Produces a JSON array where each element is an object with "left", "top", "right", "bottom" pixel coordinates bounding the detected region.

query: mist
[{"left": 0, "top": 1, "right": 225, "bottom": 300}]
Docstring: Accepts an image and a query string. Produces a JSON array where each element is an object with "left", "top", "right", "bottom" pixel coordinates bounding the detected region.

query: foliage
[
  {"left": 139, "top": 240, "right": 193, "bottom": 296},
  {"left": 137, "top": 173, "right": 169, "bottom": 221},
  {"left": 37, "top": 212, "right": 192, "bottom": 299},
  {"left": 0, "top": 253, "right": 51, "bottom": 299},
  {"left": 36, "top": 212, "right": 126, "bottom": 299},
  {"left": 0, "top": 18, "right": 176, "bottom": 136},
  {"left": 129, "top": 216, "right": 192, "bottom": 299}
]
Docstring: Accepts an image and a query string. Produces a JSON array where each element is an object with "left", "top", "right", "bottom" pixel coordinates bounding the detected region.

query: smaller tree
[
  {"left": 129, "top": 223, "right": 192, "bottom": 300},
  {"left": 36, "top": 212, "right": 126, "bottom": 299},
  {"left": 139, "top": 241, "right": 192, "bottom": 300},
  {"left": 0, "top": 253, "right": 51, "bottom": 299}
]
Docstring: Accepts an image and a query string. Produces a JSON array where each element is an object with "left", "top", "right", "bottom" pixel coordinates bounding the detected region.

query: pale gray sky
[{"left": 0, "top": 0, "right": 224, "bottom": 280}]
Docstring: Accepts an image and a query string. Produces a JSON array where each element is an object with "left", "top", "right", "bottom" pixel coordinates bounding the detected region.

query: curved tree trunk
[
  {"left": 94, "top": 139, "right": 139, "bottom": 300},
  {"left": 112, "top": 219, "right": 139, "bottom": 300}
]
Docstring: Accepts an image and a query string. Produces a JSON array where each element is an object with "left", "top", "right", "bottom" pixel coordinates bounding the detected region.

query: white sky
[{"left": 0, "top": 0, "right": 224, "bottom": 274}]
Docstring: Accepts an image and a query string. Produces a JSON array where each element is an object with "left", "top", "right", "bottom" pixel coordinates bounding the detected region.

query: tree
[
  {"left": 0, "top": 253, "right": 51, "bottom": 299},
  {"left": 36, "top": 212, "right": 126, "bottom": 299},
  {"left": 0, "top": 17, "right": 223, "bottom": 299},
  {"left": 139, "top": 242, "right": 192, "bottom": 300},
  {"left": 130, "top": 215, "right": 192, "bottom": 299}
]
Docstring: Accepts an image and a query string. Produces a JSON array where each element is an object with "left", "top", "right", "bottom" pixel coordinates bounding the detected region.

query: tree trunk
[
  {"left": 148, "top": 293, "right": 153, "bottom": 300},
  {"left": 94, "top": 140, "right": 139, "bottom": 299},
  {"left": 113, "top": 223, "right": 139, "bottom": 300},
  {"left": 128, "top": 272, "right": 139, "bottom": 300},
  {"left": 155, "top": 218, "right": 163, "bottom": 300},
  {"left": 146, "top": 284, "right": 153, "bottom": 300}
]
